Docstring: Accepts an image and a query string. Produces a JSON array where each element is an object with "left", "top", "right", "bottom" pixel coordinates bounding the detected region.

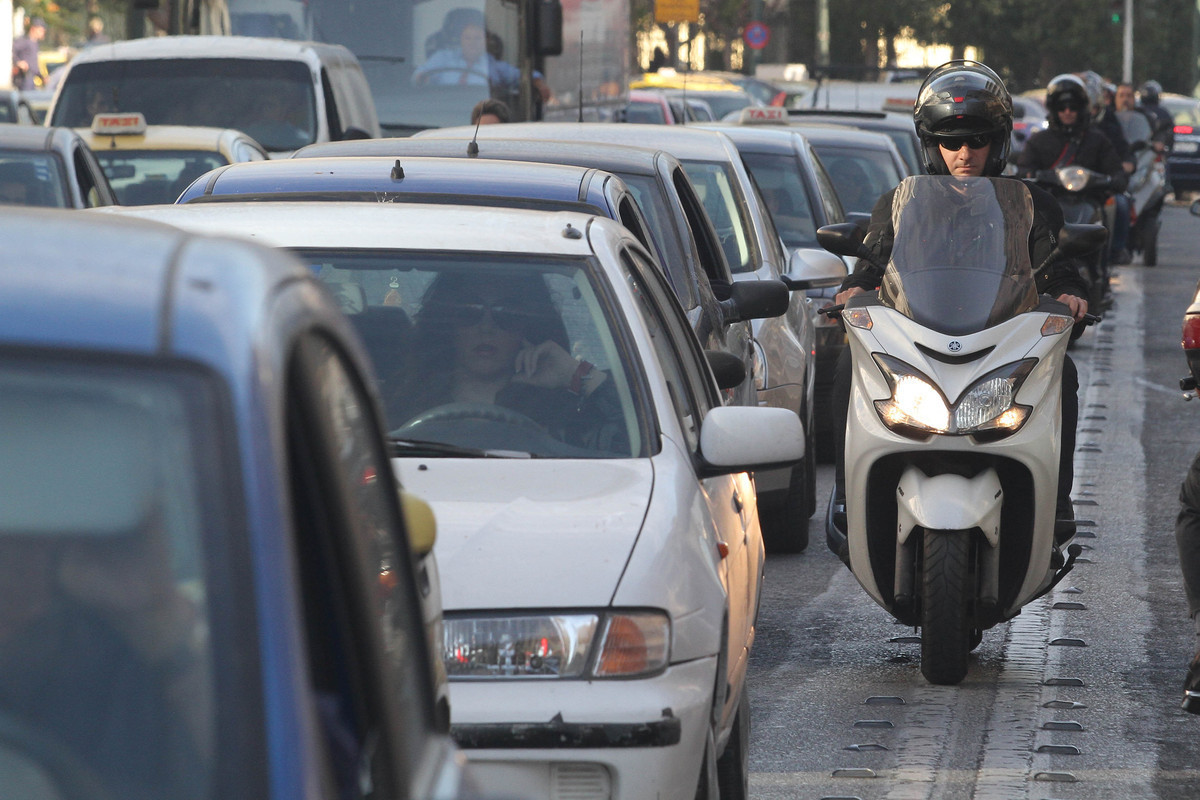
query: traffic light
[{"left": 1110, "top": 0, "right": 1121, "bottom": 24}]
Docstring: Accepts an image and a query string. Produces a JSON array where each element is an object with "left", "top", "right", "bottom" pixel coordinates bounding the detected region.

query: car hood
[{"left": 394, "top": 459, "right": 653, "bottom": 611}]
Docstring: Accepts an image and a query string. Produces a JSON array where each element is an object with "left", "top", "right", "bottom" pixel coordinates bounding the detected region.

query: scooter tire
[
  {"left": 1143, "top": 212, "right": 1159, "bottom": 267},
  {"left": 920, "top": 529, "right": 973, "bottom": 686}
]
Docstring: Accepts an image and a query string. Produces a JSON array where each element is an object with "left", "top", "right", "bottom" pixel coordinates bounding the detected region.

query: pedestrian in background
[{"left": 12, "top": 17, "right": 47, "bottom": 91}]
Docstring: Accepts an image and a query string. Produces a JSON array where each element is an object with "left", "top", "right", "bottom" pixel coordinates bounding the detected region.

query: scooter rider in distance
[
  {"left": 1018, "top": 75, "right": 1127, "bottom": 288},
  {"left": 831, "top": 60, "right": 1092, "bottom": 555}
]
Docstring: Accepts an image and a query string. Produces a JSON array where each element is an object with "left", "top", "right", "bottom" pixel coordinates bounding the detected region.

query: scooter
[
  {"left": 1126, "top": 141, "right": 1169, "bottom": 266},
  {"left": 1030, "top": 165, "right": 1113, "bottom": 311},
  {"left": 819, "top": 175, "right": 1104, "bottom": 685}
]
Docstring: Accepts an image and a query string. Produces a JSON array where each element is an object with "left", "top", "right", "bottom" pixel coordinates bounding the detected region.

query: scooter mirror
[
  {"left": 1055, "top": 222, "right": 1108, "bottom": 259},
  {"left": 816, "top": 222, "right": 868, "bottom": 259}
]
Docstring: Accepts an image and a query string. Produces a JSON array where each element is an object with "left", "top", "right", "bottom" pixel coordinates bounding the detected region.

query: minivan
[{"left": 47, "top": 36, "right": 380, "bottom": 156}]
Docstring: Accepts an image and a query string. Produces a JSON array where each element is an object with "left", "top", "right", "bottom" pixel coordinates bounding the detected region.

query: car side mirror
[
  {"left": 705, "top": 350, "right": 746, "bottom": 390},
  {"left": 783, "top": 247, "right": 847, "bottom": 290},
  {"left": 722, "top": 278, "right": 789, "bottom": 323},
  {"left": 399, "top": 489, "right": 437, "bottom": 555},
  {"left": 1191, "top": 199, "right": 1200, "bottom": 217}
]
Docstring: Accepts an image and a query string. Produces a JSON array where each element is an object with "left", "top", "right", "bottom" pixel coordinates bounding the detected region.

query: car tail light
[
  {"left": 1183, "top": 314, "right": 1200, "bottom": 350},
  {"left": 1175, "top": 125, "right": 1195, "bottom": 135}
]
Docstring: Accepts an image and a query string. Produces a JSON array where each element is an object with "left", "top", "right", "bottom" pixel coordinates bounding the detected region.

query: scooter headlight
[
  {"left": 873, "top": 355, "right": 1037, "bottom": 438},
  {"left": 873, "top": 355, "right": 951, "bottom": 434},
  {"left": 1056, "top": 165, "right": 1091, "bottom": 192}
]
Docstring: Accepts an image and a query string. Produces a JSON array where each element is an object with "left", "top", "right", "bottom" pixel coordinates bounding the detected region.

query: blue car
[{"left": 0, "top": 207, "right": 471, "bottom": 800}]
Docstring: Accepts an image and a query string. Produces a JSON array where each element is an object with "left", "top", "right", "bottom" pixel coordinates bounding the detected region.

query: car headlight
[
  {"left": 442, "top": 611, "right": 670, "bottom": 679},
  {"left": 873, "top": 354, "right": 1036, "bottom": 438}
]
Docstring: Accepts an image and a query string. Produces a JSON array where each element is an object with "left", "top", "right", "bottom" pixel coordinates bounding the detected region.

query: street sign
[
  {"left": 656, "top": 0, "right": 700, "bottom": 23},
  {"left": 744, "top": 22, "right": 770, "bottom": 51}
]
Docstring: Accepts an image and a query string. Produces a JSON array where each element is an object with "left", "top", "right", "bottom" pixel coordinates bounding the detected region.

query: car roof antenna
[{"left": 467, "top": 117, "right": 480, "bottom": 157}]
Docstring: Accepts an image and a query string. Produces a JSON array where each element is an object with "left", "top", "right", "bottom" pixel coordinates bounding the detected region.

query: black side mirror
[
  {"left": 339, "top": 126, "right": 372, "bottom": 141},
  {"left": 1055, "top": 222, "right": 1108, "bottom": 258},
  {"left": 722, "top": 279, "right": 789, "bottom": 323},
  {"left": 816, "top": 222, "right": 869, "bottom": 260},
  {"left": 705, "top": 350, "right": 746, "bottom": 390}
]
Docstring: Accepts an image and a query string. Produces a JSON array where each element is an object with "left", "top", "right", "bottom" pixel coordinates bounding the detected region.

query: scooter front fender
[{"left": 896, "top": 466, "right": 1003, "bottom": 548}]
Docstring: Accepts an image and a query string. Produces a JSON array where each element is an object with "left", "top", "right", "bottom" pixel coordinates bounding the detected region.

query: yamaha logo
[{"left": 948, "top": 341, "right": 962, "bottom": 352}]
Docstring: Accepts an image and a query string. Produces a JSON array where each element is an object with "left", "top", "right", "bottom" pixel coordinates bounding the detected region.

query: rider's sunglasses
[
  {"left": 1054, "top": 98, "right": 1084, "bottom": 112},
  {"left": 445, "top": 300, "right": 535, "bottom": 332},
  {"left": 936, "top": 133, "right": 992, "bottom": 151}
]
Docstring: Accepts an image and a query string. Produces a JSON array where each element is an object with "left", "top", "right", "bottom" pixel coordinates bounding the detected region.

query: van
[{"left": 47, "top": 36, "right": 380, "bottom": 157}]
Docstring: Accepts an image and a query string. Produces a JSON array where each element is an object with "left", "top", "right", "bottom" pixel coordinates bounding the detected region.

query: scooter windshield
[{"left": 880, "top": 176, "right": 1039, "bottom": 336}]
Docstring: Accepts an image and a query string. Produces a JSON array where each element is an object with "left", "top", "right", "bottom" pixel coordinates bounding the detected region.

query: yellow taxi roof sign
[
  {"left": 739, "top": 106, "right": 788, "bottom": 124},
  {"left": 92, "top": 113, "right": 148, "bottom": 135}
]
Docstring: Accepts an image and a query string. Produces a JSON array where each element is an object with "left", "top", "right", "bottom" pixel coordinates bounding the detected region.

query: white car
[{"left": 94, "top": 201, "right": 805, "bottom": 800}]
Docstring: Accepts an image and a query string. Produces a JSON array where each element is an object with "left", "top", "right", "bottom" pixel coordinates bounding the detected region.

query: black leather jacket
[{"left": 1017, "top": 125, "right": 1129, "bottom": 195}]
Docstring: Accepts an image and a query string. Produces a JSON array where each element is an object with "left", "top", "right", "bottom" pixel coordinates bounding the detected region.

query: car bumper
[{"left": 448, "top": 656, "right": 716, "bottom": 800}]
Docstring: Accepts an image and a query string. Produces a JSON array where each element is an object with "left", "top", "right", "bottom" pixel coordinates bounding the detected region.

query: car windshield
[
  {"left": 0, "top": 356, "right": 241, "bottom": 800},
  {"left": 95, "top": 149, "right": 229, "bottom": 205},
  {"left": 0, "top": 151, "right": 68, "bottom": 207},
  {"left": 680, "top": 159, "right": 756, "bottom": 274},
  {"left": 52, "top": 59, "right": 317, "bottom": 152},
  {"left": 881, "top": 176, "right": 1039, "bottom": 335},
  {"left": 300, "top": 250, "right": 650, "bottom": 459},
  {"left": 813, "top": 144, "right": 903, "bottom": 215},
  {"left": 740, "top": 150, "right": 820, "bottom": 249}
]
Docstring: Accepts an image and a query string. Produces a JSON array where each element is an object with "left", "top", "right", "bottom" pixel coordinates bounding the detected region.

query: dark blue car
[{"left": 0, "top": 207, "right": 471, "bottom": 800}]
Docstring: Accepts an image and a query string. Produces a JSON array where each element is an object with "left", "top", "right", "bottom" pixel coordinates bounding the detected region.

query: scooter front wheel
[{"left": 921, "top": 529, "right": 973, "bottom": 685}]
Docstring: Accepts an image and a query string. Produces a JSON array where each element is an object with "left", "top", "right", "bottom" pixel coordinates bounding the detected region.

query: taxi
[{"left": 77, "top": 112, "right": 268, "bottom": 205}]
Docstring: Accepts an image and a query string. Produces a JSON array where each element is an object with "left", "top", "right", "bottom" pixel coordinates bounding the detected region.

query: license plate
[{"left": 1176, "top": 140, "right": 1199, "bottom": 154}]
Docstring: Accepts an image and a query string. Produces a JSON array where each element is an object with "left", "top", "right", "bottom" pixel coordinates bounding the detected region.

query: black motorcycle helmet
[
  {"left": 1045, "top": 73, "right": 1092, "bottom": 134},
  {"left": 1139, "top": 79, "right": 1162, "bottom": 106},
  {"left": 913, "top": 60, "right": 1013, "bottom": 176}
]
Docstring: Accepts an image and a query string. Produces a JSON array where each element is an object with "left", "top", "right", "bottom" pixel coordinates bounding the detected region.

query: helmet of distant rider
[
  {"left": 1045, "top": 73, "right": 1092, "bottom": 133},
  {"left": 913, "top": 60, "right": 1013, "bottom": 176},
  {"left": 1078, "top": 70, "right": 1104, "bottom": 114},
  {"left": 1139, "top": 79, "right": 1162, "bottom": 105}
]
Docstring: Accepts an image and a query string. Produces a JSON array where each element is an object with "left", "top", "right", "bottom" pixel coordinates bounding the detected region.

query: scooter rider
[
  {"left": 832, "top": 60, "right": 1091, "bottom": 548},
  {"left": 1017, "top": 74, "right": 1128, "bottom": 211}
]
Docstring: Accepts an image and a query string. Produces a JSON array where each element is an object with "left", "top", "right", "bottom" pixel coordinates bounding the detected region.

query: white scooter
[{"left": 819, "top": 175, "right": 1103, "bottom": 685}]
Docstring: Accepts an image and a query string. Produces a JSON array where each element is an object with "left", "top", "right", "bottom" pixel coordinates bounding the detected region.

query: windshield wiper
[{"left": 388, "top": 437, "right": 531, "bottom": 459}]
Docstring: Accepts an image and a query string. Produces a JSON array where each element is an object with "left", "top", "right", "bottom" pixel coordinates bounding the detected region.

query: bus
[{"left": 178, "top": 0, "right": 630, "bottom": 134}]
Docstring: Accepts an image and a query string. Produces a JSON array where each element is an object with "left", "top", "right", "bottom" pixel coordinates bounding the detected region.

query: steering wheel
[
  {"left": 0, "top": 710, "right": 115, "bottom": 800},
  {"left": 395, "top": 402, "right": 546, "bottom": 435}
]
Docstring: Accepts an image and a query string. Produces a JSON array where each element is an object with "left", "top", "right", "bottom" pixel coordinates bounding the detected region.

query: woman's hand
[{"left": 513, "top": 340, "right": 578, "bottom": 389}]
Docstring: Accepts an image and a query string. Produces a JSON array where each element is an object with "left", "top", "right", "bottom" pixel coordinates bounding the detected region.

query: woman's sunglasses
[
  {"left": 936, "top": 133, "right": 992, "bottom": 151},
  {"left": 444, "top": 300, "right": 536, "bottom": 332}
]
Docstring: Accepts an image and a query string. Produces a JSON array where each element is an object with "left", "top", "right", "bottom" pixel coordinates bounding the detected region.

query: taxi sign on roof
[
  {"left": 738, "top": 106, "right": 787, "bottom": 124},
  {"left": 92, "top": 113, "right": 147, "bottom": 135}
]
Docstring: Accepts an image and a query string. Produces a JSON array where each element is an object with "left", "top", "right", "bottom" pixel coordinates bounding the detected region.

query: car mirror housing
[
  {"left": 697, "top": 406, "right": 805, "bottom": 476},
  {"left": 400, "top": 490, "right": 437, "bottom": 555},
  {"left": 723, "top": 278, "right": 789, "bottom": 323},
  {"left": 783, "top": 247, "right": 847, "bottom": 290},
  {"left": 704, "top": 350, "right": 746, "bottom": 390}
]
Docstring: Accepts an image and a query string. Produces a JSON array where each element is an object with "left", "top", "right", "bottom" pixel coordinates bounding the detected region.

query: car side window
[
  {"left": 619, "top": 246, "right": 717, "bottom": 451},
  {"left": 671, "top": 166, "right": 734, "bottom": 292},
  {"left": 810, "top": 149, "right": 846, "bottom": 224},
  {"left": 73, "top": 146, "right": 106, "bottom": 207},
  {"left": 286, "top": 333, "right": 433, "bottom": 798}
]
